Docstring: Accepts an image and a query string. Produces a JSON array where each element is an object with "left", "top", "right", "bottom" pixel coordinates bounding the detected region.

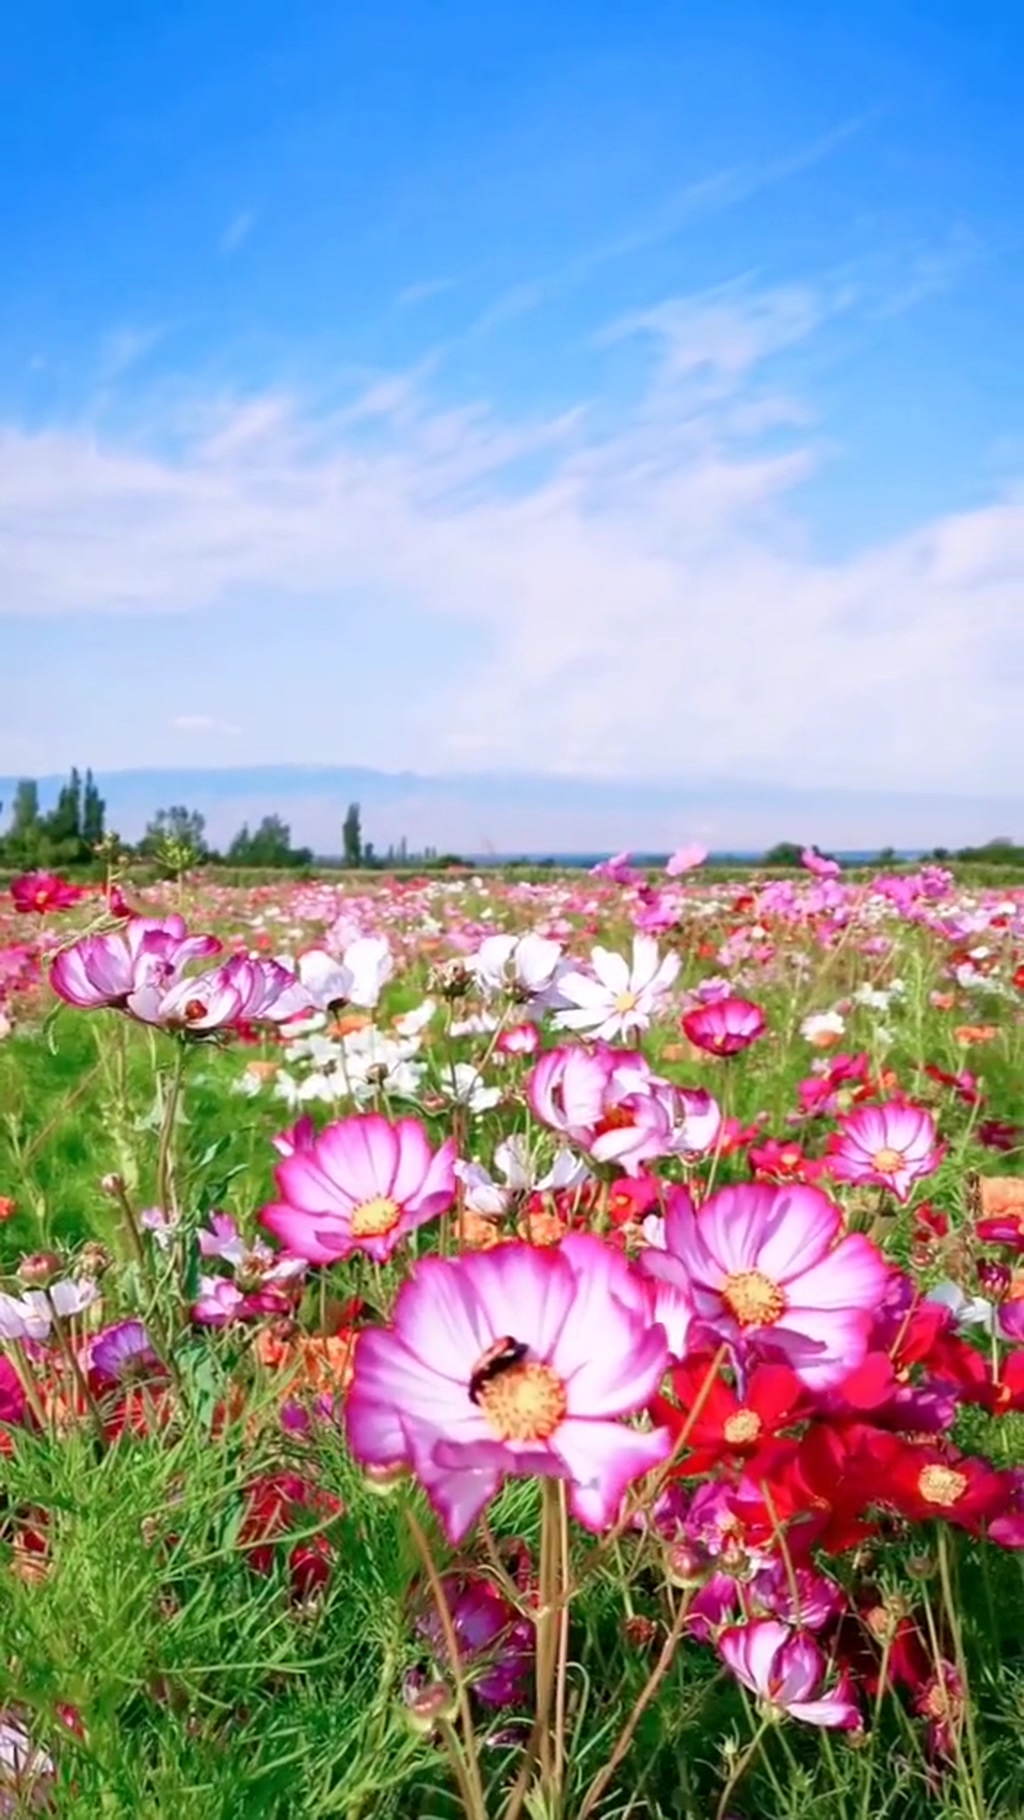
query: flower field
[{"left": 0, "top": 855, "right": 1022, "bottom": 1818}]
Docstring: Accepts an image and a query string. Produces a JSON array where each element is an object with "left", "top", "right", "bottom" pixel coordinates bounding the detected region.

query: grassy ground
[{"left": 0, "top": 873, "right": 1022, "bottom": 1816}]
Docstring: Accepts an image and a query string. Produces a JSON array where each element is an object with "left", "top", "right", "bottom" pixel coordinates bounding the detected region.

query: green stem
[{"left": 406, "top": 1508, "right": 488, "bottom": 1820}]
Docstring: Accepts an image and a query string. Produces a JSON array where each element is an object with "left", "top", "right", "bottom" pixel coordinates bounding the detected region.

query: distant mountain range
[{"left": 0, "top": 765, "right": 1019, "bottom": 856}]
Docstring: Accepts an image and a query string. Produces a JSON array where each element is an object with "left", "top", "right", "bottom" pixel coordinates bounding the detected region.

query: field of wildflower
[{"left": 0, "top": 851, "right": 1022, "bottom": 1819}]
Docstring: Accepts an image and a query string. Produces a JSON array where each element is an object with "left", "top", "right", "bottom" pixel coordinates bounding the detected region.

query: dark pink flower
[
  {"left": 681, "top": 997, "right": 766, "bottom": 1056},
  {"left": 10, "top": 871, "right": 84, "bottom": 915}
]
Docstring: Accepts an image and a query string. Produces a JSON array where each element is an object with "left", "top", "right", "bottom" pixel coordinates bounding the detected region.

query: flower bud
[
  {"left": 17, "top": 1251, "right": 61, "bottom": 1286},
  {"left": 665, "top": 1540, "right": 711, "bottom": 1588},
  {"left": 403, "top": 1678, "right": 457, "bottom": 1734}
]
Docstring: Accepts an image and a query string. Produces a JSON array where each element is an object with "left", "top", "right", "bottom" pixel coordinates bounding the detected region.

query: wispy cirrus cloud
[
  {"left": 396, "top": 277, "right": 460, "bottom": 308},
  {"left": 0, "top": 256, "right": 1018, "bottom": 799},
  {"left": 220, "top": 209, "right": 257, "bottom": 255},
  {"left": 171, "top": 715, "right": 241, "bottom": 736}
]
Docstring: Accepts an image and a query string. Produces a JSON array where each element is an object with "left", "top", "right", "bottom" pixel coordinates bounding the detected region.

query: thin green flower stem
[
  {"left": 576, "top": 1585, "right": 694, "bottom": 1820},
  {"left": 405, "top": 1507, "right": 489, "bottom": 1820},
  {"left": 712, "top": 1714, "right": 772, "bottom": 1820},
  {"left": 936, "top": 1526, "right": 987, "bottom": 1820},
  {"left": 157, "top": 1041, "right": 189, "bottom": 1223}
]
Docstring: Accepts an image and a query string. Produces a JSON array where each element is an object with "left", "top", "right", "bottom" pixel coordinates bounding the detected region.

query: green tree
[
  {"left": 11, "top": 779, "right": 40, "bottom": 836},
  {"left": 82, "top": 770, "right": 106, "bottom": 850},
  {"left": 140, "top": 806, "right": 208, "bottom": 859},
  {"left": 761, "top": 841, "right": 804, "bottom": 867},
  {"left": 342, "top": 803, "right": 363, "bottom": 867}
]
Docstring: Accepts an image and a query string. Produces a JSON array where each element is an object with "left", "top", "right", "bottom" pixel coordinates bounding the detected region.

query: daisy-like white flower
[
  {"left": 719, "top": 1620, "right": 860, "bottom": 1729},
  {"left": 298, "top": 937, "right": 394, "bottom": 1011},
  {"left": 471, "top": 932, "right": 568, "bottom": 1011},
  {"left": 826, "top": 1101, "right": 945, "bottom": 1202},
  {"left": 639, "top": 1182, "right": 888, "bottom": 1389},
  {"left": 345, "top": 1235, "right": 671, "bottom": 1541},
  {"left": 554, "top": 936, "right": 680, "bottom": 1042}
]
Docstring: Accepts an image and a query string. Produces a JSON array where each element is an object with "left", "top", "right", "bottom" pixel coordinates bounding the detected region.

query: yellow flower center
[
  {"left": 615, "top": 990, "right": 638, "bottom": 1014},
  {"left": 917, "top": 1464, "right": 967, "bottom": 1506},
  {"left": 872, "top": 1146, "right": 905, "bottom": 1172},
  {"left": 721, "top": 1270, "right": 786, "bottom": 1328},
  {"left": 475, "top": 1362, "right": 568, "bottom": 1443},
  {"left": 350, "top": 1194, "right": 401, "bottom": 1237},
  {"left": 723, "top": 1408, "right": 763, "bottom": 1445}
]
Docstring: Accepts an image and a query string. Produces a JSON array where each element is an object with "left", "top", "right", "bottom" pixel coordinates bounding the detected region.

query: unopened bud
[
  {"left": 666, "top": 1540, "right": 711, "bottom": 1588},
  {"left": 403, "top": 1678, "right": 457, "bottom": 1734},
  {"left": 100, "top": 1173, "right": 126, "bottom": 1198},
  {"left": 362, "top": 1462, "right": 409, "bottom": 1496},
  {"left": 624, "top": 1614, "right": 659, "bottom": 1651},
  {"left": 17, "top": 1251, "right": 61, "bottom": 1287}
]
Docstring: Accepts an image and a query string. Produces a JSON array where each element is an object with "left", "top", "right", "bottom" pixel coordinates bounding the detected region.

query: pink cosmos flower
[
  {"left": 10, "top": 871, "right": 84, "bottom": 914},
  {"left": 665, "top": 843, "right": 707, "bottom": 877},
  {"left": 345, "top": 1235, "right": 671, "bottom": 1540},
  {"left": 555, "top": 936, "right": 680, "bottom": 1042},
  {"left": 528, "top": 1045, "right": 675, "bottom": 1176},
  {"left": 271, "top": 1116, "right": 318, "bottom": 1159},
  {"left": 50, "top": 916, "right": 221, "bottom": 1011},
  {"left": 681, "top": 996, "right": 766, "bottom": 1056},
  {"left": 800, "top": 848, "right": 842, "bottom": 880},
  {"left": 826, "top": 1101, "right": 945, "bottom": 1202},
  {"left": 719, "top": 1620, "right": 861, "bottom": 1728},
  {"left": 127, "top": 954, "right": 307, "bottom": 1031},
  {"left": 639, "top": 1182, "right": 888, "bottom": 1389},
  {"left": 261, "top": 1112, "right": 457, "bottom": 1263}
]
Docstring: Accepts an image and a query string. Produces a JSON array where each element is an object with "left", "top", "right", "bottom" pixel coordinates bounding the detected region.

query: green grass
[{"left": 0, "top": 879, "right": 1023, "bottom": 1816}]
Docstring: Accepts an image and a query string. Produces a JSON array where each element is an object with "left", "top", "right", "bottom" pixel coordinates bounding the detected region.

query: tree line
[
  {"left": 0, "top": 773, "right": 462, "bottom": 874},
  {"left": 1, "top": 771, "right": 1020, "bottom": 877}
]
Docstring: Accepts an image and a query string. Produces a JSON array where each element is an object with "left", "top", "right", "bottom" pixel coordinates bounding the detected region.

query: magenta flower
[
  {"left": 826, "top": 1101, "right": 945, "bottom": 1202},
  {"left": 271, "top": 1116, "right": 318, "bottom": 1158},
  {"left": 527, "top": 1045, "right": 676, "bottom": 1176},
  {"left": 50, "top": 916, "right": 221, "bottom": 1011},
  {"left": 639, "top": 1182, "right": 888, "bottom": 1389},
  {"left": 345, "top": 1235, "right": 671, "bottom": 1540},
  {"left": 127, "top": 954, "right": 307, "bottom": 1031},
  {"left": 261, "top": 1113, "right": 457, "bottom": 1264},
  {"left": 719, "top": 1620, "right": 861, "bottom": 1728},
  {"left": 682, "top": 996, "right": 766, "bottom": 1056},
  {"left": 10, "top": 871, "right": 84, "bottom": 914},
  {"left": 411, "top": 1571, "right": 534, "bottom": 1709}
]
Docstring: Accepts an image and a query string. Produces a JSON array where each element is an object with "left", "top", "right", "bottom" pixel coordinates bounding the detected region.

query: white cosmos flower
[
  {"left": 298, "top": 936, "right": 394, "bottom": 1011},
  {"left": 472, "top": 931, "right": 568, "bottom": 1008},
  {"left": 554, "top": 936, "right": 681, "bottom": 1041},
  {"left": 439, "top": 1063, "right": 502, "bottom": 1114}
]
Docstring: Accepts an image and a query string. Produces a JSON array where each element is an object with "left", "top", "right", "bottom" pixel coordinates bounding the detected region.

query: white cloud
[
  {"left": 0, "top": 271, "right": 1020, "bottom": 797},
  {"left": 171, "top": 715, "right": 241, "bottom": 736}
]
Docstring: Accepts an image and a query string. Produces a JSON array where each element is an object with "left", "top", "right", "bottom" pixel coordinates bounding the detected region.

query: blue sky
[{"left": 2, "top": 0, "right": 1023, "bottom": 846}]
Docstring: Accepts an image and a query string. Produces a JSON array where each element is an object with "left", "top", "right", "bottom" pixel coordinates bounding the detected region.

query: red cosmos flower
[
  {"left": 652, "top": 1355, "right": 808, "bottom": 1475},
  {"left": 1014, "top": 963, "right": 1024, "bottom": 991},
  {"left": 10, "top": 870, "right": 85, "bottom": 915},
  {"left": 922, "top": 1064, "right": 982, "bottom": 1106},
  {"left": 733, "top": 1420, "right": 901, "bottom": 1558},
  {"left": 0, "top": 1197, "right": 16, "bottom": 1222},
  {"left": 682, "top": 996, "right": 766, "bottom": 1056},
  {"left": 240, "top": 1472, "right": 345, "bottom": 1601},
  {"left": 881, "top": 1444, "right": 1011, "bottom": 1533},
  {"left": 748, "top": 1137, "right": 825, "bottom": 1184},
  {"left": 606, "top": 1175, "right": 662, "bottom": 1229}
]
